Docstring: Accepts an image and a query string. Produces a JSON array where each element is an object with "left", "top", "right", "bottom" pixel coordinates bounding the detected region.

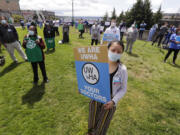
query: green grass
[{"left": 0, "top": 27, "right": 179, "bottom": 135}]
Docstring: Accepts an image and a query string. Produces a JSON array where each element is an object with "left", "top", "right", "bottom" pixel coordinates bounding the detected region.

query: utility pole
[{"left": 72, "top": 0, "right": 74, "bottom": 26}]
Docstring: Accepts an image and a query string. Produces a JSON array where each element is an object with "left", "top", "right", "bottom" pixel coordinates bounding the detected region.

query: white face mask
[
  {"left": 108, "top": 50, "right": 121, "bottom": 62},
  {"left": 111, "top": 22, "right": 116, "bottom": 27},
  {"left": 29, "top": 30, "right": 35, "bottom": 36},
  {"left": 1, "top": 20, "right": 7, "bottom": 24}
]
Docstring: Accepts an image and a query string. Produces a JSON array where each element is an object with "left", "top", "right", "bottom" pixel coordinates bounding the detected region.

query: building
[
  {"left": 0, "top": 0, "right": 55, "bottom": 22},
  {"left": 162, "top": 13, "right": 180, "bottom": 21},
  {"left": 21, "top": 10, "right": 35, "bottom": 20},
  {"left": 0, "top": 0, "right": 20, "bottom": 11},
  {"left": 0, "top": 0, "right": 21, "bottom": 17},
  {"left": 162, "top": 11, "right": 180, "bottom": 26}
]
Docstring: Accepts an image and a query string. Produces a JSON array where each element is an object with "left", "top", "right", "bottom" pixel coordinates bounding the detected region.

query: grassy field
[{"left": 0, "top": 27, "right": 180, "bottom": 135}]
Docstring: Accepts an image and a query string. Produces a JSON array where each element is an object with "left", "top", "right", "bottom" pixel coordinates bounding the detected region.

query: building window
[{"left": 6, "top": 0, "right": 10, "bottom": 3}]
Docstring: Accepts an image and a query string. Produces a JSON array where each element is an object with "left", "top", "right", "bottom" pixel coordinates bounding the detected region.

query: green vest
[
  {"left": 25, "top": 36, "right": 43, "bottom": 62},
  {"left": 78, "top": 24, "right": 84, "bottom": 31},
  {"left": 45, "top": 38, "right": 55, "bottom": 49}
]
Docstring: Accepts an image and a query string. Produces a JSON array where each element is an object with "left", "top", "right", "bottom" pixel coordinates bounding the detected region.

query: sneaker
[
  {"left": 33, "top": 81, "right": 38, "bottom": 85},
  {"left": 43, "top": 79, "right": 49, "bottom": 83},
  {"left": 13, "top": 60, "right": 18, "bottom": 64}
]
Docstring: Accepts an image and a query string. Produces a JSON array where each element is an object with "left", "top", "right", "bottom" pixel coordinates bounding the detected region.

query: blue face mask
[
  {"left": 29, "top": 30, "right": 34, "bottom": 36},
  {"left": 1, "top": 20, "right": 7, "bottom": 24},
  {"left": 108, "top": 50, "right": 121, "bottom": 62}
]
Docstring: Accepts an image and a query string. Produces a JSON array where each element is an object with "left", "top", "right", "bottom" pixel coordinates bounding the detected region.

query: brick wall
[{"left": 0, "top": 0, "right": 20, "bottom": 11}]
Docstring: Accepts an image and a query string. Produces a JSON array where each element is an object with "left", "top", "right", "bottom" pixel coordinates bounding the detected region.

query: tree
[
  {"left": 127, "top": 0, "right": 144, "bottom": 27},
  {"left": 124, "top": 0, "right": 153, "bottom": 29},
  {"left": 111, "top": 8, "right": 117, "bottom": 20},
  {"left": 143, "top": 0, "right": 153, "bottom": 29},
  {"left": 12, "top": 14, "right": 24, "bottom": 23},
  {"left": 153, "top": 5, "right": 163, "bottom": 24},
  {"left": 117, "top": 11, "right": 125, "bottom": 24},
  {"left": 103, "top": 11, "right": 109, "bottom": 21}
]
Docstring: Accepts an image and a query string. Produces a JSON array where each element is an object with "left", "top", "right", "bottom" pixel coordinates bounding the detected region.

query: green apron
[
  {"left": 25, "top": 36, "right": 43, "bottom": 62},
  {"left": 45, "top": 38, "right": 55, "bottom": 49}
]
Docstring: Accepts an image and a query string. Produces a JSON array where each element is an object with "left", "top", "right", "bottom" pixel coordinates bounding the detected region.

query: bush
[{"left": 12, "top": 14, "right": 24, "bottom": 23}]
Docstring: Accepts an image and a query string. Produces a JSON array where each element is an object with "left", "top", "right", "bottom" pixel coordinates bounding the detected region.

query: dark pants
[
  {"left": 31, "top": 61, "right": 48, "bottom": 82},
  {"left": 120, "top": 32, "right": 124, "bottom": 41},
  {"left": 79, "top": 30, "right": 84, "bottom": 38},
  {"left": 54, "top": 27, "right": 59, "bottom": 36},
  {"left": 63, "top": 32, "right": 69, "bottom": 43},
  {"left": 163, "top": 36, "right": 171, "bottom": 45},
  {"left": 91, "top": 39, "right": 98, "bottom": 46},
  {"left": 164, "top": 48, "right": 179, "bottom": 64},
  {"left": 139, "top": 30, "right": 144, "bottom": 39},
  {"left": 152, "top": 34, "right": 164, "bottom": 46}
]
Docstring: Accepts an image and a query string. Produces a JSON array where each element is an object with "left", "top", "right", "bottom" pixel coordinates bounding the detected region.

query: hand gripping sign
[{"left": 74, "top": 46, "right": 111, "bottom": 104}]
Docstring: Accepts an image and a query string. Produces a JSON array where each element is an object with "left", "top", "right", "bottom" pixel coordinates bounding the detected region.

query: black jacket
[
  {"left": 158, "top": 26, "right": 168, "bottom": 36},
  {"left": 43, "top": 26, "right": 55, "bottom": 38},
  {"left": 0, "top": 24, "right": 18, "bottom": 44},
  {"left": 63, "top": 25, "right": 69, "bottom": 34}
]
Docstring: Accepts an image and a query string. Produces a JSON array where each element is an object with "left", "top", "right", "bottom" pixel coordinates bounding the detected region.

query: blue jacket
[{"left": 169, "top": 34, "right": 180, "bottom": 50}]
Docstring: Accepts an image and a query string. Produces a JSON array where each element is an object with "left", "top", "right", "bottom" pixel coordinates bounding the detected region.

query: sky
[{"left": 19, "top": 0, "right": 180, "bottom": 16}]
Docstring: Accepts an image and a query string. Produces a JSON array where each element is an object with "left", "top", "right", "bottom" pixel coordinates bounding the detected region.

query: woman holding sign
[
  {"left": 164, "top": 28, "right": 180, "bottom": 65},
  {"left": 88, "top": 41, "right": 128, "bottom": 135},
  {"left": 23, "top": 25, "right": 49, "bottom": 84}
]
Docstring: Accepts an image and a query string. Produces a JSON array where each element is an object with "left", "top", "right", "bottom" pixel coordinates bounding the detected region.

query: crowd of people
[{"left": 0, "top": 15, "right": 179, "bottom": 135}]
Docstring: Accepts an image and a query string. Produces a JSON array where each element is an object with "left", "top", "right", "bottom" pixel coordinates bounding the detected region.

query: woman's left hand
[{"left": 103, "top": 101, "right": 114, "bottom": 110}]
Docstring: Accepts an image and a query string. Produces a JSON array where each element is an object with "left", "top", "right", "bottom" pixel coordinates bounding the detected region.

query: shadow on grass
[
  {"left": 159, "top": 48, "right": 165, "bottom": 54},
  {"left": 167, "top": 62, "right": 180, "bottom": 69},
  {"left": 126, "top": 52, "right": 139, "bottom": 58},
  {"left": 0, "top": 62, "right": 24, "bottom": 77},
  {"left": 45, "top": 49, "right": 55, "bottom": 55},
  {"left": 22, "top": 83, "right": 45, "bottom": 107}
]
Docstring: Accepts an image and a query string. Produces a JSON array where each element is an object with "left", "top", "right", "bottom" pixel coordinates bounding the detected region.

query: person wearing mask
[
  {"left": 162, "top": 25, "right": 176, "bottom": 46},
  {"left": 43, "top": 22, "right": 56, "bottom": 51},
  {"left": 125, "top": 24, "right": 138, "bottom": 53},
  {"left": 147, "top": 24, "right": 158, "bottom": 41},
  {"left": 53, "top": 20, "right": 60, "bottom": 36},
  {"left": 20, "top": 19, "right": 25, "bottom": 30},
  {"left": 119, "top": 20, "right": 126, "bottom": 41},
  {"left": 102, "top": 19, "right": 120, "bottom": 45},
  {"left": 23, "top": 25, "right": 49, "bottom": 84},
  {"left": 87, "top": 41, "right": 128, "bottom": 135},
  {"left": 78, "top": 20, "right": 84, "bottom": 39},
  {"left": 84, "top": 20, "right": 89, "bottom": 33},
  {"left": 62, "top": 23, "right": 70, "bottom": 43},
  {"left": 139, "top": 21, "right": 146, "bottom": 39},
  {"left": 91, "top": 22, "right": 100, "bottom": 46},
  {"left": 152, "top": 22, "right": 168, "bottom": 47},
  {"left": 0, "top": 16, "right": 27, "bottom": 63},
  {"left": 164, "top": 28, "right": 180, "bottom": 65}
]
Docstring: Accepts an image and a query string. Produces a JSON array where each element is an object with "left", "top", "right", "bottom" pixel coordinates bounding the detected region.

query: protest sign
[{"left": 74, "top": 46, "right": 111, "bottom": 103}]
